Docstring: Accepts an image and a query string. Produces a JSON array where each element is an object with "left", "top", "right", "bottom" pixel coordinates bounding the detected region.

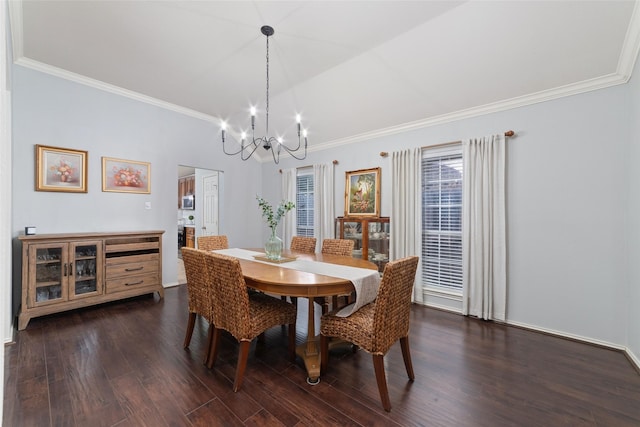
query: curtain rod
[
  {"left": 279, "top": 159, "right": 338, "bottom": 174},
  {"left": 379, "top": 130, "right": 515, "bottom": 157}
]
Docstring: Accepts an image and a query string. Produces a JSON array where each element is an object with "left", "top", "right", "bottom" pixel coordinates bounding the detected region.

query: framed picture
[
  {"left": 344, "top": 167, "right": 381, "bottom": 217},
  {"left": 102, "top": 157, "right": 151, "bottom": 194},
  {"left": 35, "top": 145, "right": 88, "bottom": 193}
]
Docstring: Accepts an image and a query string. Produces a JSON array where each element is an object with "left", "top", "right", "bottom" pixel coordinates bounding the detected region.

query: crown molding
[
  {"left": 315, "top": 71, "right": 629, "bottom": 152},
  {"left": 14, "top": 58, "right": 218, "bottom": 123},
  {"left": 8, "top": 0, "right": 24, "bottom": 61},
  {"left": 617, "top": 0, "right": 640, "bottom": 81}
]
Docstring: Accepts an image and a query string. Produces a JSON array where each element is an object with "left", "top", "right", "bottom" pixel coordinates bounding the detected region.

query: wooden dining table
[{"left": 231, "top": 249, "right": 378, "bottom": 384}]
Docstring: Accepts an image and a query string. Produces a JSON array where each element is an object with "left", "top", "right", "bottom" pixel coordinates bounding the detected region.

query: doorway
[{"left": 177, "top": 165, "right": 223, "bottom": 283}]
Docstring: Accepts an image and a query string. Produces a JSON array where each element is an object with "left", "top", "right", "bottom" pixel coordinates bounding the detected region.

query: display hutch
[
  {"left": 335, "top": 216, "right": 390, "bottom": 272},
  {"left": 18, "top": 230, "right": 164, "bottom": 330}
]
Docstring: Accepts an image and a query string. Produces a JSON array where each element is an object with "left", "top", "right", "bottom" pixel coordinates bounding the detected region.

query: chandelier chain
[{"left": 265, "top": 34, "right": 270, "bottom": 135}]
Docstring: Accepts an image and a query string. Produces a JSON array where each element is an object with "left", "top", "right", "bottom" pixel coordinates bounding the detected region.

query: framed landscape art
[
  {"left": 102, "top": 157, "right": 151, "bottom": 194},
  {"left": 35, "top": 145, "right": 88, "bottom": 193},
  {"left": 344, "top": 167, "right": 381, "bottom": 217}
]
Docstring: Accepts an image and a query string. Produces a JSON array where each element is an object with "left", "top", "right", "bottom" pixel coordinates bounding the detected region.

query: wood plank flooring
[{"left": 4, "top": 285, "right": 640, "bottom": 426}]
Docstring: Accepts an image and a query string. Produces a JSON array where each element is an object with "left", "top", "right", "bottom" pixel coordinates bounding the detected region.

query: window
[
  {"left": 421, "top": 148, "right": 463, "bottom": 292},
  {"left": 296, "top": 170, "right": 314, "bottom": 237}
]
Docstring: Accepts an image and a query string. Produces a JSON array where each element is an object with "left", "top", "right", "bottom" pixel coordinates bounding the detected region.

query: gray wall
[
  {"left": 262, "top": 61, "right": 638, "bottom": 355},
  {"left": 8, "top": 55, "right": 640, "bottom": 364},
  {"left": 10, "top": 65, "right": 264, "bottom": 318}
]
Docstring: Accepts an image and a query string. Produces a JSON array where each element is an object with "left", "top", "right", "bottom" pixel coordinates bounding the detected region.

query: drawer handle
[
  {"left": 125, "top": 280, "right": 144, "bottom": 286},
  {"left": 125, "top": 267, "right": 144, "bottom": 272}
]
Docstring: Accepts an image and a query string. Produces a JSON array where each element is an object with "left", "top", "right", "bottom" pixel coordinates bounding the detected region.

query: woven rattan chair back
[
  {"left": 321, "top": 239, "right": 354, "bottom": 256},
  {"left": 197, "top": 235, "right": 229, "bottom": 251},
  {"left": 320, "top": 255, "right": 419, "bottom": 411},
  {"left": 371, "top": 256, "right": 419, "bottom": 354},
  {"left": 290, "top": 236, "right": 317, "bottom": 253},
  {"left": 180, "top": 247, "right": 213, "bottom": 351},
  {"left": 202, "top": 251, "right": 297, "bottom": 392},
  {"left": 202, "top": 251, "right": 251, "bottom": 340}
]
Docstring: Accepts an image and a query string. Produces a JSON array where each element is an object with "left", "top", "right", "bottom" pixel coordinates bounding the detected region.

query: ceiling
[{"left": 9, "top": 1, "right": 640, "bottom": 162}]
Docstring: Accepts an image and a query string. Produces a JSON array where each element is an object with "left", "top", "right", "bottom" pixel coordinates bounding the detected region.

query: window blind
[
  {"left": 421, "top": 150, "right": 463, "bottom": 292},
  {"left": 296, "top": 172, "right": 314, "bottom": 237}
]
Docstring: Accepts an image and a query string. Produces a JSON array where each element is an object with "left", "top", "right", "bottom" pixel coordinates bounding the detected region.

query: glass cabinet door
[
  {"left": 29, "top": 243, "right": 69, "bottom": 306},
  {"left": 70, "top": 241, "right": 103, "bottom": 299}
]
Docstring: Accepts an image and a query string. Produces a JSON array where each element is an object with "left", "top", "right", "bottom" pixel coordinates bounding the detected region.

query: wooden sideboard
[{"left": 18, "top": 230, "right": 164, "bottom": 330}]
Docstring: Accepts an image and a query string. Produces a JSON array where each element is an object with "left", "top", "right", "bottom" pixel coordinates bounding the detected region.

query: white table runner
[{"left": 213, "top": 248, "right": 380, "bottom": 316}]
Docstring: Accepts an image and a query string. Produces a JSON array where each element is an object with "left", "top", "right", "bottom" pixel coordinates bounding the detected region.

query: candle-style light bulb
[
  {"left": 250, "top": 106, "right": 256, "bottom": 129},
  {"left": 221, "top": 121, "right": 227, "bottom": 142},
  {"left": 241, "top": 131, "right": 246, "bottom": 141}
]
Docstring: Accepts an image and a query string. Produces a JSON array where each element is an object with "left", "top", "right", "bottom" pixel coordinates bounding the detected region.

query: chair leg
[
  {"left": 400, "top": 336, "right": 415, "bottom": 380},
  {"left": 183, "top": 312, "right": 197, "bottom": 348},
  {"left": 288, "top": 323, "right": 297, "bottom": 362},
  {"left": 320, "top": 334, "right": 329, "bottom": 373},
  {"left": 233, "top": 341, "right": 251, "bottom": 392},
  {"left": 206, "top": 327, "right": 222, "bottom": 369},
  {"left": 372, "top": 354, "right": 391, "bottom": 412},
  {"left": 203, "top": 324, "right": 214, "bottom": 366}
]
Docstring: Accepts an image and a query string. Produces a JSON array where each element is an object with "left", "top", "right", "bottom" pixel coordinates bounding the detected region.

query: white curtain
[
  {"left": 281, "top": 168, "right": 297, "bottom": 249},
  {"left": 313, "top": 163, "right": 334, "bottom": 252},
  {"left": 462, "top": 134, "right": 506, "bottom": 321},
  {"left": 390, "top": 148, "right": 423, "bottom": 303}
]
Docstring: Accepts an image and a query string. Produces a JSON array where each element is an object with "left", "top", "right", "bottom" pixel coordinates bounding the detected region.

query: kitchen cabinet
[
  {"left": 19, "top": 231, "right": 164, "bottom": 330},
  {"left": 185, "top": 226, "right": 195, "bottom": 248},
  {"left": 178, "top": 175, "right": 196, "bottom": 209},
  {"left": 335, "top": 217, "right": 390, "bottom": 273}
]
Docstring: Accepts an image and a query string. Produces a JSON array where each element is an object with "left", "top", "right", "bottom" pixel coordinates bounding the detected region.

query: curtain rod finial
[
  {"left": 380, "top": 152, "right": 388, "bottom": 157},
  {"left": 332, "top": 160, "right": 338, "bottom": 165}
]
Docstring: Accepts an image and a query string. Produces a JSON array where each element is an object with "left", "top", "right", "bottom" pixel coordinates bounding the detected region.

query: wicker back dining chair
[
  {"left": 320, "top": 256, "right": 419, "bottom": 412},
  {"left": 321, "top": 238, "right": 354, "bottom": 256},
  {"left": 290, "top": 236, "right": 317, "bottom": 253},
  {"left": 320, "top": 238, "right": 355, "bottom": 312},
  {"left": 197, "top": 235, "right": 229, "bottom": 251},
  {"left": 202, "top": 251, "right": 297, "bottom": 392},
  {"left": 181, "top": 247, "right": 215, "bottom": 364}
]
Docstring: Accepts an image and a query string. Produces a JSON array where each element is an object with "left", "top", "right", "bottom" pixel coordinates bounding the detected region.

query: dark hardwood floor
[{"left": 4, "top": 285, "right": 640, "bottom": 426}]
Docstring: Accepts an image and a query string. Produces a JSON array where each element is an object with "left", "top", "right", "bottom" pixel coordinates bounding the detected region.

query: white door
[{"left": 202, "top": 173, "right": 219, "bottom": 236}]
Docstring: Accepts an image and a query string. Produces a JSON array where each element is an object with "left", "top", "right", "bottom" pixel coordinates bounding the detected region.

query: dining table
[{"left": 213, "top": 248, "right": 380, "bottom": 384}]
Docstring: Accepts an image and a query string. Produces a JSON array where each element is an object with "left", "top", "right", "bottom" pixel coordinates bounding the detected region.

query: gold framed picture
[
  {"left": 102, "top": 157, "right": 151, "bottom": 194},
  {"left": 35, "top": 145, "right": 88, "bottom": 193},
  {"left": 344, "top": 167, "right": 381, "bottom": 217}
]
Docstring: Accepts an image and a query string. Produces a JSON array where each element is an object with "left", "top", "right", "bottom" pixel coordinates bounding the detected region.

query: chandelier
[{"left": 221, "top": 25, "right": 308, "bottom": 164}]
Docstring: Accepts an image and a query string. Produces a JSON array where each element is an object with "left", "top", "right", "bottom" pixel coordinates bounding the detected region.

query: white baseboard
[
  {"left": 625, "top": 347, "right": 640, "bottom": 373},
  {"left": 421, "top": 302, "right": 636, "bottom": 371}
]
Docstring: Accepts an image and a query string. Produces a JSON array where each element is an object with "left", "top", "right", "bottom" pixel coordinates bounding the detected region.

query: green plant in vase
[{"left": 257, "top": 196, "right": 295, "bottom": 260}]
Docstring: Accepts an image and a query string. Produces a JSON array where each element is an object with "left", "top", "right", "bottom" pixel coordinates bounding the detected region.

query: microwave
[{"left": 182, "top": 194, "right": 194, "bottom": 210}]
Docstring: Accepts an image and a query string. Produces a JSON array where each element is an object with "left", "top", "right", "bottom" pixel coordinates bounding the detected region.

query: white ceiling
[{"left": 9, "top": 1, "right": 640, "bottom": 161}]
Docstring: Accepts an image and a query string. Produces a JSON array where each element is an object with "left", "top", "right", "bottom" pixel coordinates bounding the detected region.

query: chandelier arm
[
  {"left": 240, "top": 140, "right": 261, "bottom": 161},
  {"left": 279, "top": 143, "right": 308, "bottom": 161},
  {"left": 222, "top": 137, "right": 260, "bottom": 159}
]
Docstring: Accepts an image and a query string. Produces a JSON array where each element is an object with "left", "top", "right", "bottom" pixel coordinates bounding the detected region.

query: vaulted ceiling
[{"left": 9, "top": 1, "right": 640, "bottom": 161}]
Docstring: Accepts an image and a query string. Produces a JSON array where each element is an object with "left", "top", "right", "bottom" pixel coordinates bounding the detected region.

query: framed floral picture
[
  {"left": 344, "top": 167, "right": 381, "bottom": 217},
  {"left": 35, "top": 145, "right": 88, "bottom": 193},
  {"left": 102, "top": 157, "right": 151, "bottom": 194}
]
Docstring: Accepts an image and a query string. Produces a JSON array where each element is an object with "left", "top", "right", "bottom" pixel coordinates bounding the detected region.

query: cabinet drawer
[
  {"left": 106, "top": 273, "right": 159, "bottom": 293},
  {"left": 106, "top": 260, "right": 158, "bottom": 279}
]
